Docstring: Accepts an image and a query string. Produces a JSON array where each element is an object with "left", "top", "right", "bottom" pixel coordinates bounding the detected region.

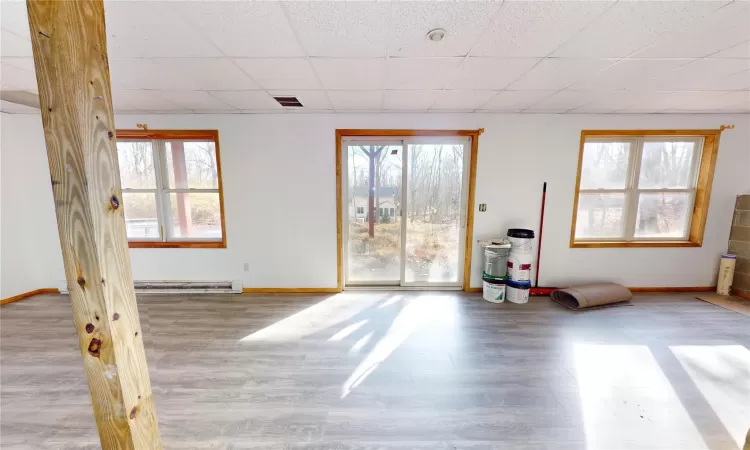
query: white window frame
[
  {"left": 574, "top": 135, "right": 704, "bottom": 243},
  {"left": 119, "top": 137, "right": 223, "bottom": 245}
]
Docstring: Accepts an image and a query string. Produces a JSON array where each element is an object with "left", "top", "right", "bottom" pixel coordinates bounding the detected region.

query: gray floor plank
[{"left": 1, "top": 292, "right": 748, "bottom": 449}]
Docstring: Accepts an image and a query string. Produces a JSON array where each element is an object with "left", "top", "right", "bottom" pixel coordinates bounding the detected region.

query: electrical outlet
[
  {"left": 479, "top": 203, "right": 487, "bottom": 212},
  {"left": 243, "top": 262, "right": 249, "bottom": 272}
]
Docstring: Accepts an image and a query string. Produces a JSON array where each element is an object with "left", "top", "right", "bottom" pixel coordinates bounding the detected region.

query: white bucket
[
  {"left": 507, "top": 252, "right": 533, "bottom": 282},
  {"left": 506, "top": 281, "right": 530, "bottom": 304},
  {"left": 507, "top": 229, "right": 535, "bottom": 254},
  {"left": 483, "top": 280, "right": 506, "bottom": 303},
  {"left": 508, "top": 236, "right": 533, "bottom": 254}
]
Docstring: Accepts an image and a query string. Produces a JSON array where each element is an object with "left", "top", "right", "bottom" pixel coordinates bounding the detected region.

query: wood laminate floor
[{"left": 1, "top": 292, "right": 749, "bottom": 450}]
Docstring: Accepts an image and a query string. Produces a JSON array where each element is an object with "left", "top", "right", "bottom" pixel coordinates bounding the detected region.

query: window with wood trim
[
  {"left": 571, "top": 130, "right": 721, "bottom": 248},
  {"left": 116, "top": 130, "right": 226, "bottom": 248}
]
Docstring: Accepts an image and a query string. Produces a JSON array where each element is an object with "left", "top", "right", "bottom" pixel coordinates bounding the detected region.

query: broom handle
[{"left": 535, "top": 182, "right": 547, "bottom": 289}]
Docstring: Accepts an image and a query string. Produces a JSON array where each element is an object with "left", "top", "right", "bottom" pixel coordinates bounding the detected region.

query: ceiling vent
[{"left": 273, "top": 96, "right": 303, "bottom": 107}]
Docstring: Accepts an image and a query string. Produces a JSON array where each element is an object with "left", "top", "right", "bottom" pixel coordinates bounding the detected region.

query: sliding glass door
[
  {"left": 343, "top": 137, "right": 470, "bottom": 288},
  {"left": 345, "top": 142, "right": 404, "bottom": 284}
]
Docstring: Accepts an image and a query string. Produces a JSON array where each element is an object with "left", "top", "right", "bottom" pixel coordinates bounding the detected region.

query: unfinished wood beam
[{"left": 27, "top": 1, "right": 162, "bottom": 448}]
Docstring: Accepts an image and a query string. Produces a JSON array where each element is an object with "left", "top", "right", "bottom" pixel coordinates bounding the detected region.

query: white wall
[
  {"left": 0, "top": 114, "right": 64, "bottom": 297},
  {"left": 1, "top": 112, "right": 748, "bottom": 296}
]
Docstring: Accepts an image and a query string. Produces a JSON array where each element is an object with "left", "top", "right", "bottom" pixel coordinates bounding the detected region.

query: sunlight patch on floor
[
  {"left": 670, "top": 345, "right": 750, "bottom": 448},
  {"left": 573, "top": 343, "right": 707, "bottom": 450},
  {"left": 239, "top": 293, "right": 387, "bottom": 342},
  {"left": 349, "top": 331, "right": 373, "bottom": 355},
  {"left": 328, "top": 320, "right": 369, "bottom": 342},
  {"left": 341, "top": 296, "right": 432, "bottom": 398}
]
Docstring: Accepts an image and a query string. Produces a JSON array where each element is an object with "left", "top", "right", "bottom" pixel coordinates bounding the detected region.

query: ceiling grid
[{"left": 0, "top": 0, "right": 748, "bottom": 114}]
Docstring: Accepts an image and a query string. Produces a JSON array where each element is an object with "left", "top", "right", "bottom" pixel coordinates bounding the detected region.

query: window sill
[
  {"left": 570, "top": 240, "right": 701, "bottom": 248},
  {"left": 128, "top": 241, "right": 226, "bottom": 249}
]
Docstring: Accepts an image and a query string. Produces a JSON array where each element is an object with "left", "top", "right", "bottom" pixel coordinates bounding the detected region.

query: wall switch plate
[{"left": 479, "top": 203, "right": 487, "bottom": 212}]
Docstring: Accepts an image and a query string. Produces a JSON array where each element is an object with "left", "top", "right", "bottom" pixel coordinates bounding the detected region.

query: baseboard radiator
[{"left": 133, "top": 281, "right": 242, "bottom": 294}]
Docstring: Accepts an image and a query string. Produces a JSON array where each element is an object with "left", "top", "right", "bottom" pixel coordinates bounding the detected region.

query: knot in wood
[
  {"left": 85, "top": 323, "right": 94, "bottom": 333},
  {"left": 110, "top": 195, "right": 120, "bottom": 210},
  {"left": 87, "top": 338, "right": 101, "bottom": 357}
]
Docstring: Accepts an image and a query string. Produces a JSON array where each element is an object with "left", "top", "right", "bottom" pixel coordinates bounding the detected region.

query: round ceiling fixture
[{"left": 426, "top": 28, "right": 446, "bottom": 42}]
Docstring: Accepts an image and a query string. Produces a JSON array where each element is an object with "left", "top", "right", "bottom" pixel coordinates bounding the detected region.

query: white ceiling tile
[
  {"left": 569, "top": 91, "right": 651, "bottom": 113},
  {"left": 431, "top": 90, "right": 496, "bottom": 111},
  {"left": 525, "top": 90, "right": 599, "bottom": 112},
  {"left": 109, "top": 59, "right": 258, "bottom": 91},
  {"left": 285, "top": 2, "right": 390, "bottom": 57},
  {"left": 311, "top": 58, "right": 385, "bottom": 90},
  {"left": 155, "top": 90, "right": 235, "bottom": 111},
  {"left": 104, "top": 2, "right": 221, "bottom": 58},
  {"left": 108, "top": 58, "right": 158, "bottom": 90},
  {"left": 388, "top": 2, "right": 502, "bottom": 57},
  {"left": 507, "top": 58, "right": 616, "bottom": 90},
  {"left": 643, "top": 58, "right": 750, "bottom": 91},
  {"left": 552, "top": 2, "right": 724, "bottom": 58},
  {"left": 568, "top": 58, "right": 694, "bottom": 91},
  {"left": 1, "top": 30, "right": 32, "bottom": 57},
  {"left": 470, "top": 1, "right": 613, "bottom": 57},
  {"left": 208, "top": 91, "right": 281, "bottom": 110},
  {"left": 0, "top": 60, "right": 37, "bottom": 91},
  {"left": 636, "top": 2, "right": 750, "bottom": 58},
  {"left": 235, "top": 59, "right": 320, "bottom": 90},
  {"left": 385, "top": 57, "right": 463, "bottom": 90},
  {"left": 180, "top": 2, "right": 304, "bottom": 57},
  {"left": 710, "top": 40, "right": 750, "bottom": 58},
  {"left": 0, "top": 100, "right": 37, "bottom": 114},
  {"left": 111, "top": 90, "right": 184, "bottom": 112},
  {"left": 268, "top": 90, "right": 332, "bottom": 110},
  {"left": 328, "top": 91, "right": 383, "bottom": 110},
  {"left": 447, "top": 58, "right": 540, "bottom": 90},
  {"left": 479, "top": 91, "right": 556, "bottom": 111},
  {"left": 383, "top": 90, "right": 438, "bottom": 110}
]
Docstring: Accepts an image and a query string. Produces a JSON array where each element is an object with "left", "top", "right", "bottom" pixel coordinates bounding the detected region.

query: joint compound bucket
[
  {"left": 507, "top": 228, "right": 535, "bottom": 254},
  {"left": 506, "top": 279, "right": 530, "bottom": 304},
  {"left": 507, "top": 229, "right": 535, "bottom": 282},
  {"left": 507, "top": 252, "right": 533, "bottom": 282},
  {"left": 483, "top": 278, "right": 506, "bottom": 303},
  {"left": 484, "top": 246, "right": 511, "bottom": 279}
]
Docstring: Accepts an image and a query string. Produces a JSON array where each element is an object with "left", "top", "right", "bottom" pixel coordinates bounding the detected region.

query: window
[
  {"left": 116, "top": 130, "right": 226, "bottom": 248},
  {"left": 356, "top": 206, "right": 364, "bottom": 215},
  {"left": 571, "top": 130, "right": 721, "bottom": 248}
]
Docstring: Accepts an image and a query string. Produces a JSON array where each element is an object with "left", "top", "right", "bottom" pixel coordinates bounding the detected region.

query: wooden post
[{"left": 27, "top": 1, "right": 162, "bottom": 448}]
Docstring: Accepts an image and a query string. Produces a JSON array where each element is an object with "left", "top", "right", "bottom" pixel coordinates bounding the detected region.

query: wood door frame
[{"left": 336, "top": 129, "right": 484, "bottom": 292}]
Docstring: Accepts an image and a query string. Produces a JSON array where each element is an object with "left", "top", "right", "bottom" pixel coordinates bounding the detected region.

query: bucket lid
[
  {"left": 722, "top": 253, "right": 737, "bottom": 259},
  {"left": 507, "top": 228, "right": 535, "bottom": 239},
  {"left": 483, "top": 277, "right": 507, "bottom": 285}
]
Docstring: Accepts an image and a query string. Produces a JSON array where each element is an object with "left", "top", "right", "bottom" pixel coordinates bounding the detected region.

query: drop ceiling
[{"left": 1, "top": 0, "right": 749, "bottom": 114}]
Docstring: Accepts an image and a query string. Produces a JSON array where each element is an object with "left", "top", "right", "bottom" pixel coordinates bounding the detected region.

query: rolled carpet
[{"left": 551, "top": 283, "right": 632, "bottom": 310}]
